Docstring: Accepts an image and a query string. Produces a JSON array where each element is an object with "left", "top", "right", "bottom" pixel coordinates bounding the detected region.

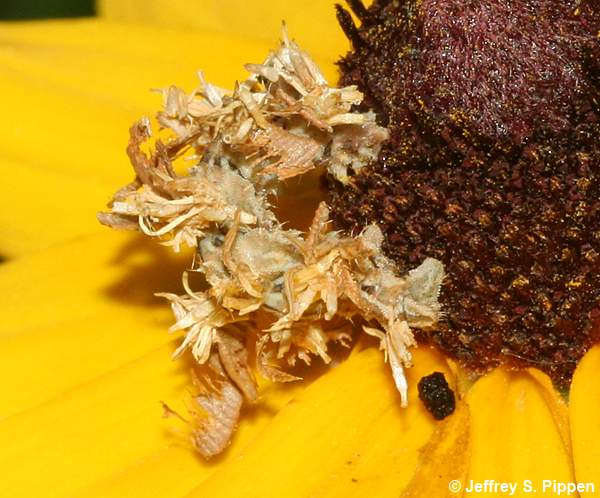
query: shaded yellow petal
[
  {"left": 400, "top": 402, "right": 470, "bottom": 498},
  {"left": 0, "top": 231, "right": 190, "bottom": 334},
  {"left": 184, "top": 346, "right": 450, "bottom": 498},
  {"left": 0, "top": 229, "right": 312, "bottom": 497},
  {"left": 98, "top": 1, "right": 350, "bottom": 65},
  {"left": 0, "top": 19, "right": 337, "bottom": 97},
  {"left": 466, "top": 369, "right": 574, "bottom": 495},
  {"left": 570, "top": 345, "right": 600, "bottom": 497}
]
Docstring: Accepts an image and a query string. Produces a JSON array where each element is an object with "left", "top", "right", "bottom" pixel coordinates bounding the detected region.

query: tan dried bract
[{"left": 99, "top": 27, "right": 444, "bottom": 457}]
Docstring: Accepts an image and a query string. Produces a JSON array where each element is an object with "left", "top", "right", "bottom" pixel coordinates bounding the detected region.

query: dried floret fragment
[{"left": 99, "top": 27, "right": 443, "bottom": 456}]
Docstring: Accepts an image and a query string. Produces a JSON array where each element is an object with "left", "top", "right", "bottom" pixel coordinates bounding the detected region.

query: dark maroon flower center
[{"left": 330, "top": 0, "right": 600, "bottom": 388}]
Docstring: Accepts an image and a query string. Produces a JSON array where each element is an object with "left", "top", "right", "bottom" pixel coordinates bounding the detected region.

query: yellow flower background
[{"left": 0, "top": 1, "right": 599, "bottom": 497}]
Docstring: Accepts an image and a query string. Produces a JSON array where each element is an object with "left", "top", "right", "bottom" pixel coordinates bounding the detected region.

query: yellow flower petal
[
  {"left": 527, "top": 368, "right": 572, "bottom": 458},
  {"left": 73, "top": 446, "right": 209, "bottom": 498},
  {"left": 0, "top": 232, "right": 313, "bottom": 497},
  {"left": 69, "top": 380, "right": 306, "bottom": 498},
  {"left": 0, "top": 310, "right": 169, "bottom": 419},
  {"left": 0, "top": 343, "right": 187, "bottom": 498},
  {"left": 1, "top": 10, "right": 591, "bottom": 498},
  {"left": 0, "top": 229, "right": 311, "bottom": 497},
  {"left": 466, "top": 369, "right": 574, "bottom": 492},
  {"left": 0, "top": 19, "right": 336, "bottom": 257},
  {"left": 184, "top": 346, "right": 450, "bottom": 498},
  {"left": 570, "top": 345, "right": 600, "bottom": 496},
  {"left": 400, "top": 402, "right": 470, "bottom": 497},
  {"left": 0, "top": 61, "right": 131, "bottom": 185},
  {"left": 0, "top": 339, "right": 308, "bottom": 498},
  {"left": 98, "top": 1, "right": 350, "bottom": 64},
  {"left": 0, "top": 19, "right": 277, "bottom": 109},
  {"left": 0, "top": 238, "right": 311, "bottom": 496},
  {"left": 0, "top": 157, "right": 108, "bottom": 257},
  {"left": 0, "top": 231, "right": 188, "bottom": 334},
  {"left": 0, "top": 20, "right": 256, "bottom": 184}
]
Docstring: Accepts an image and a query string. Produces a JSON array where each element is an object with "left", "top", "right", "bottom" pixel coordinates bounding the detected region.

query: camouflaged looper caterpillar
[{"left": 99, "top": 25, "right": 444, "bottom": 457}]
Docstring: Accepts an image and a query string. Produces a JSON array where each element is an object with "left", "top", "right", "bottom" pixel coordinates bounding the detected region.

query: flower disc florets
[{"left": 330, "top": 0, "right": 600, "bottom": 387}]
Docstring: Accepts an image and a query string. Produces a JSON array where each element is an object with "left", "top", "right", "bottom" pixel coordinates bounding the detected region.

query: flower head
[{"left": 0, "top": 2, "right": 598, "bottom": 497}]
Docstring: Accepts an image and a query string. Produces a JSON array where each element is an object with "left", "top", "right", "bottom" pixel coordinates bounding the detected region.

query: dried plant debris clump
[
  {"left": 329, "top": 0, "right": 600, "bottom": 388},
  {"left": 99, "top": 28, "right": 444, "bottom": 457}
]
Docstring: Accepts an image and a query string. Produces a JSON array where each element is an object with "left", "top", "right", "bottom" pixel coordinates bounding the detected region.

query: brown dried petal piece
[
  {"left": 216, "top": 330, "right": 258, "bottom": 402},
  {"left": 256, "top": 335, "right": 303, "bottom": 383},
  {"left": 96, "top": 212, "right": 139, "bottom": 231},
  {"left": 259, "top": 124, "right": 322, "bottom": 180}
]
